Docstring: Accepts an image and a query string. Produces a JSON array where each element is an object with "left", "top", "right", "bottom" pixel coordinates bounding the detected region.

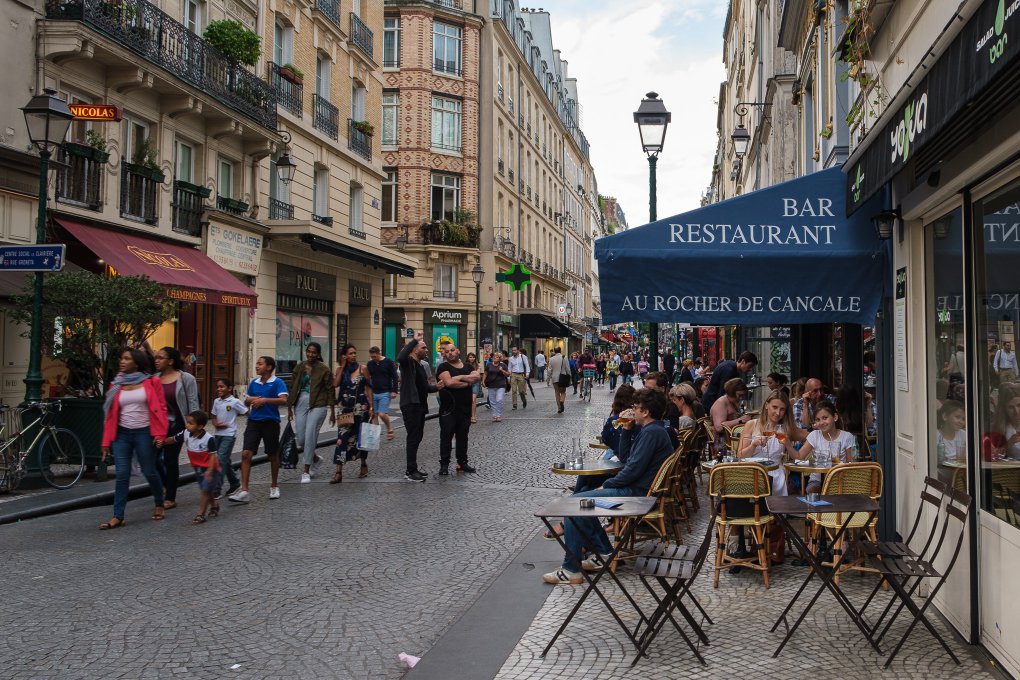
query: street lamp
[
  {"left": 471, "top": 262, "right": 484, "bottom": 360},
  {"left": 20, "top": 89, "right": 73, "bottom": 404},
  {"left": 634, "top": 91, "right": 670, "bottom": 369},
  {"left": 275, "top": 131, "right": 297, "bottom": 185}
]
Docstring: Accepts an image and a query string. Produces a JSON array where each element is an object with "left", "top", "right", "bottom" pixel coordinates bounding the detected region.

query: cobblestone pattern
[{"left": 0, "top": 382, "right": 611, "bottom": 679}]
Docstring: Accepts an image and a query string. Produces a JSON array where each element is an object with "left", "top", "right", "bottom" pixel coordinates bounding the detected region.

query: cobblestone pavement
[{"left": 0, "top": 381, "right": 607, "bottom": 680}]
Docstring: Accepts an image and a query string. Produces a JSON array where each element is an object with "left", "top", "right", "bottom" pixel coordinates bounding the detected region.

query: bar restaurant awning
[
  {"left": 56, "top": 218, "right": 257, "bottom": 308},
  {"left": 594, "top": 167, "right": 887, "bottom": 326},
  {"left": 519, "top": 312, "right": 572, "bottom": 338}
]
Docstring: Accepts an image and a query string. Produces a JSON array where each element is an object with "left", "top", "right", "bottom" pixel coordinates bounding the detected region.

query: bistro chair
[
  {"left": 615, "top": 450, "right": 684, "bottom": 555},
  {"left": 855, "top": 481, "right": 972, "bottom": 667},
  {"left": 808, "top": 462, "right": 883, "bottom": 584},
  {"left": 723, "top": 423, "right": 744, "bottom": 455},
  {"left": 708, "top": 462, "right": 773, "bottom": 588}
]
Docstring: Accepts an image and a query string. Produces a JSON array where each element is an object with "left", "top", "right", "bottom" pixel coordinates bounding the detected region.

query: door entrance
[{"left": 177, "top": 303, "right": 237, "bottom": 409}]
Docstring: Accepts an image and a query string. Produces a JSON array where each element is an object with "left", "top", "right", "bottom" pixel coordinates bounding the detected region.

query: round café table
[
  {"left": 552, "top": 459, "right": 623, "bottom": 476},
  {"left": 702, "top": 458, "right": 780, "bottom": 473}
]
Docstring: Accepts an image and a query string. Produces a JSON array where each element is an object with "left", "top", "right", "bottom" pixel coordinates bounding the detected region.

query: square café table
[
  {"left": 535, "top": 496, "right": 656, "bottom": 658},
  {"left": 766, "top": 493, "right": 882, "bottom": 658}
]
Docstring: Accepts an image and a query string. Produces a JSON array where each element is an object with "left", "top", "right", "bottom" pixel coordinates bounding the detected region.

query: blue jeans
[
  {"left": 561, "top": 486, "right": 639, "bottom": 571},
  {"left": 608, "top": 373, "right": 618, "bottom": 390},
  {"left": 112, "top": 426, "right": 163, "bottom": 519},
  {"left": 215, "top": 435, "right": 240, "bottom": 487}
]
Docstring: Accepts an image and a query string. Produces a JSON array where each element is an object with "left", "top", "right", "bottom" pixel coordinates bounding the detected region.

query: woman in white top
[
  {"left": 936, "top": 399, "right": 967, "bottom": 485},
  {"left": 737, "top": 390, "right": 807, "bottom": 497},
  {"left": 793, "top": 401, "right": 857, "bottom": 493}
]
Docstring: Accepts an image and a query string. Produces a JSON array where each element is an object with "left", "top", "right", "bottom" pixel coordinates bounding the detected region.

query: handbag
[
  {"left": 557, "top": 359, "right": 571, "bottom": 388},
  {"left": 279, "top": 423, "right": 298, "bottom": 469},
  {"left": 358, "top": 421, "right": 382, "bottom": 451},
  {"left": 337, "top": 412, "right": 355, "bottom": 427}
]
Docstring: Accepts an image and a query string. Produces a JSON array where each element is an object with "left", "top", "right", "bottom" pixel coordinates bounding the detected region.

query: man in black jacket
[
  {"left": 398, "top": 332, "right": 438, "bottom": 482},
  {"left": 701, "top": 350, "right": 758, "bottom": 411}
]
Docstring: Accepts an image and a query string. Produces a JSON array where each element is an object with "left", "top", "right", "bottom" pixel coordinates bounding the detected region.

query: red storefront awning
[{"left": 56, "top": 218, "right": 257, "bottom": 308}]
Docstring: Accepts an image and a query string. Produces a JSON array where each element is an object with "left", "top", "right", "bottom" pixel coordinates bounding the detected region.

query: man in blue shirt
[
  {"left": 543, "top": 389, "right": 673, "bottom": 585},
  {"left": 229, "top": 356, "right": 289, "bottom": 503}
]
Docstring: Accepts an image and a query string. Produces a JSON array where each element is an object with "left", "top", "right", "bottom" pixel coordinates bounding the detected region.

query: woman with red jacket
[{"left": 99, "top": 348, "right": 169, "bottom": 529}]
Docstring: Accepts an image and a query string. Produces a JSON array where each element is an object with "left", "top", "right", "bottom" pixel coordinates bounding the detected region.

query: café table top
[
  {"left": 942, "top": 459, "right": 1020, "bottom": 469},
  {"left": 784, "top": 461, "right": 844, "bottom": 475},
  {"left": 551, "top": 459, "right": 623, "bottom": 476},
  {"left": 535, "top": 496, "right": 657, "bottom": 519},
  {"left": 766, "top": 493, "right": 878, "bottom": 516},
  {"left": 589, "top": 441, "right": 610, "bottom": 450},
  {"left": 702, "top": 458, "right": 780, "bottom": 472}
]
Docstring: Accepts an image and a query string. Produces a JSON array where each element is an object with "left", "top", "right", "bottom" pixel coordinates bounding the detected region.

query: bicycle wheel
[
  {"left": 37, "top": 427, "right": 85, "bottom": 490},
  {"left": 0, "top": 449, "right": 11, "bottom": 493}
]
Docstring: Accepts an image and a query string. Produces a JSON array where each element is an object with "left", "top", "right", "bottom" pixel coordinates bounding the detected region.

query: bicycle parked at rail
[{"left": 0, "top": 401, "right": 86, "bottom": 492}]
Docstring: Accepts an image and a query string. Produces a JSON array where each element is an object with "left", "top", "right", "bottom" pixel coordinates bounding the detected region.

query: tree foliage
[{"left": 204, "top": 19, "right": 261, "bottom": 67}]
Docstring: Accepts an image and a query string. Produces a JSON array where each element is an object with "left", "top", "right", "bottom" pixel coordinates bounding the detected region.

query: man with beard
[
  {"left": 398, "top": 331, "right": 438, "bottom": 482},
  {"left": 436, "top": 342, "right": 480, "bottom": 475}
]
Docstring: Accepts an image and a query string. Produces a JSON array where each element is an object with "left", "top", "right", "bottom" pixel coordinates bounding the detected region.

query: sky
[{"left": 544, "top": 0, "right": 728, "bottom": 227}]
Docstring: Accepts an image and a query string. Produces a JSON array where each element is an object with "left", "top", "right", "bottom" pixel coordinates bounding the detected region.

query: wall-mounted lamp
[
  {"left": 730, "top": 101, "right": 768, "bottom": 158},
  {"left": 395, "top": 225, "right": 409, "bottom": 251},
  {"left": 276, "top": 131, "right": 297, "bottom": 185},
  {"left": 872, "top": 208, "right": 900, "bottom": 240}
]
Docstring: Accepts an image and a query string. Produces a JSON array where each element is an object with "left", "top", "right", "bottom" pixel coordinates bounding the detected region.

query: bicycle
[
  {"left": 0, "top": 401, "right": 86, "bottom": 492},
  {"left": 580, "top": 367, "right": 595, "bottom": 402}
]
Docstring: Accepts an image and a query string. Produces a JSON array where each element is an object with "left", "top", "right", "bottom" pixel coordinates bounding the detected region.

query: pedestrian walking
[
  {"left": 398, "top": 331, "right": 437, "bottom": 482},
  {"left": 153, "top": 346, "right": 199, "bottom": 511},
  {"left": 535, "top": 350, "right": 547, "bottom": 382},
  {"left": 994, "top": 341, "right": 1019, "bottom": 383},
  {"left": 662, "top": 351, "right": 676, "bottom": 385},
  {"left": 210, "top": 378, "right": 246, "bottom": 498},
  {"left": 159, "top": 410, "right": 221, "bottom": 524},
  {"left": 437, "top": 342, "right": 480, "bottom": 474},
  {"left": 466, "top": 352, "right": 482, "bottom": 423},
  {"left": 596, "top": 354, "right": 607, "bottom": 385},
  {"left": 367, "top": 346, "right": 399, "bottom": 441},
  {"left": 332, "top": 344, "right": 374, "bottom": 482},
  {"left": 619, "top": 353, "right": 634, "bottom": 385},
  {"left": 606, "top": 354, "right": 619, "bottom": 390},
  {"left": 508, "top": 346, "right": 530, "bottom": 409},
  {"left": 100, "top": 348, "right": 168, "bottom": 529},
  {"left": 228, "top": 356, "right": 289, "bottom": 503},
  {"left": 484, "top": 350, "right": 510, "bottom": 421},
  {"left": 548, "top": 347, "right": 570, "bottom": 414},
  {"left": 287, "top": 342, "right": 335, "bottom": 484}
]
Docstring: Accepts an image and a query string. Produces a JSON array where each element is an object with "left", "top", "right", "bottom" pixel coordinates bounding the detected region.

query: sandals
[
  {"left": 208, "top": 503, "right": 219, "bottom": 518},
  {"left": 162, "top": 500, "right": 177, "bottom": 510},
  {"left": 358, "top": 464, "right": 369, "bottom": 479},
  {"left": 470, "top": 417, "right": 478, "bottom": 424},
  {"left": 191, "top": 515, "right": 207, "bottom": 524},
  {"left": 330, "top": 469, "right": 343, "bottom": 484},
  {"left": 99, "top": 517, "right": 125, "bottom": 530},
  {"left": 386, "top": 429, "right": 396, "bottom": 441},
  {"left": 152, "top": 506, "right": 165, "bottom": 521}
]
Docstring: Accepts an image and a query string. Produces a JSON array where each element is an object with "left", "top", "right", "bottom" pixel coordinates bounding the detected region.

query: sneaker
[
  {"left": 456, "top": 463, "right": 477, "bottom": 473},
  {"left": 581, "top": 554, "right": 612, "bottom": 572},
  {"left": 405, "top": 470, "right": 427, "bottom": 482},
  {"left": 542, "top": 568, "right": 582, "bottom": 585},
  {"left": 300, "top": 473, "right": 311, "bottom": 484},
  {"left": 512, "top": 405, "right": 517, "bottom": 410},
  {"left": 224, "top": 482, "right": 240, "bottom": 498},
  {"left": 269, "top": 486, "right": 280, "bottom": 499},
  {"left": 438, "top": 465, "right": 450, "bottom": 476},
  {"left": 227, "top": 489, "right": 250, "bottom": 503},
  {"left": 309, "top": 455, "right": 322, "bottom": 478}
]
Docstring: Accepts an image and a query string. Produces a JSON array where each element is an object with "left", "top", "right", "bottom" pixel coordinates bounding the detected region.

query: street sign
[
  {"left": 69, "top": 104, "right": 122, "bottom": 121},
  {"left": 0, "top": 245, "right": 66, "bottom": 272}
]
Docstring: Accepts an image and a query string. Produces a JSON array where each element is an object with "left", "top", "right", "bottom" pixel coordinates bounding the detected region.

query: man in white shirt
[
  {"left": 535, "top": 351, "right": 547, "bottom": 382},
  {"left": 995, "top": 341, "right": 1019, "bottom": 383},
  {"left": 508, "top": 346, "right": 530, "bottom": 409}
]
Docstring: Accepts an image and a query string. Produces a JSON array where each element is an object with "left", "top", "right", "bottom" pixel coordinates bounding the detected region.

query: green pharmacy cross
[{"left": 495, "top": 263, "right": 532, "bottom": 291}]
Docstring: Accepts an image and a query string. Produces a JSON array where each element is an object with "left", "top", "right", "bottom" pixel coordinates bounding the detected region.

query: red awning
[{"left": 56, "top": 218, "right": 257, "bottom": 308}]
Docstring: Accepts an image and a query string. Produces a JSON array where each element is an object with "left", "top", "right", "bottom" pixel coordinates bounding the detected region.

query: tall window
[
  {"left": 352, "top": 81, "right": 366, "bottom": 121},
  {"left": 218, "top": 159, "right": 234, "bottom": 198},
  {"left": 313, "top": 168, "right": 329, "bottom": 219},
  {"left": 430, "top": 173, "right": 460, "bottom": 222},
  {"left": 124, "top": 118, "right": 149, "bottom": 165},
  {"left": 383, "top": 17, "right": 400, "bottom": 67},
  {"left": 382, "top": 92, "right": 399, "bottom": 146},
  {"left": 432, "top": 22, "right": 462, "bottom": 75},
  {"left": 433, "top": 263, "right": 456, "bottom": 300},
  {"left": 273, "top": 18, "right": 294, "bottom": 65},
  {"left": 431, "top": 96, "right": 461, "bottom": 152},
  {"left": 349, "top": 183, "right": 364, "bottom": 236},
  {"left": 382, "top": 170, "right": 397, "bottom": 222},
  {"left": 174, "top": 140, "right": 193, "bottom": 182},
  {"left": 316, "top": 54, "right": 331, "bottom": 97},
  {"left": 184, "top": 0, "right": 203, "bottom": 34}
]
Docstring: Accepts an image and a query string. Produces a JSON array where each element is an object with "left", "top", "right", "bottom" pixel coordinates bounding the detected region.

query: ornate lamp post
[{"left": 471, "top": 262, "right": 484, "bottom": 360}]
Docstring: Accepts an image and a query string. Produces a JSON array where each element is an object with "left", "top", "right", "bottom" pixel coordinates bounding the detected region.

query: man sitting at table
[{"left": 543, "top": 388, "right": 674, "bottom": 585}]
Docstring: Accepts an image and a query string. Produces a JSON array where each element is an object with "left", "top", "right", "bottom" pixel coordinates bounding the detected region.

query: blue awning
[{"left": 594, "top": 167, "right": 887, "bottom": 326}]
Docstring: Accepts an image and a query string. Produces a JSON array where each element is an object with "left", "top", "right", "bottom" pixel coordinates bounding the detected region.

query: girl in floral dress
[{"left": 331, "top": 344, "right": 374, "bottom": 483}]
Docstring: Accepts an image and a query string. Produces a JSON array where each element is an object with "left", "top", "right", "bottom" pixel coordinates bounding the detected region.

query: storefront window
[
  {"left": 276, "top": 310, "right": 331, "bottom": 377},
  {"left": 928, "top": 208, "right": 968, "bottom": 491},
  {"left": 974, "top": 183, "right": 1020, "bottom": 526}
]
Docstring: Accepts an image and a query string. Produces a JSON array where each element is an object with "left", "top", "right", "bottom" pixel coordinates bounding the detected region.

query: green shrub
[{"left": 204, "top": 19, "right": 261, "bottom": 66}]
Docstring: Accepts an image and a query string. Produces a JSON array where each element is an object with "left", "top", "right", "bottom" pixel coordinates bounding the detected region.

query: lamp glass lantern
[
  {"left": 872, "top": 209, "right": 899, "bottom": 240},
  {"left": 731, "top": 123, "right": 751, "bottom": 158},
  {"left": 21, "top": 88, "right": 74, "bottom": 150},
  {"left": 564, "top": 302, "right": 573, "bottom": 317},
  {"left": 275, "top": 151, "right": 297, "bottom": 184},
  {"left": 470, "top": 262, "right": 484, "bottom": 285},
  {"left": 633, "top": 92, "right": 671, "bottom": 156}
]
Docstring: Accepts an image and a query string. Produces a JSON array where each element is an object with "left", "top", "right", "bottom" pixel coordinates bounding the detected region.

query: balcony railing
[
  {"left": 269, "top": 62, "right": 303, "bottom": 118},
  {"left": 172, "top": 180, "right": 209, "bottom": 236},
  {"left": 269, "top": 197, "right": 295, "bottom": 220},
  {"left": 348, "top": 119, "right": 372, "bottom": 160},
  {"left": 433, "top": 289, "right": 456, "bottom": 300},
  {"left": 314, "top": 0, "right": 341, "bottom": 27},
  {"left": 508, "top": 168, "right": 514, "bottom": 182},
  {"left": 497, "top": 158, "right": 504, "bottom": 175},
  {"left": 395, "top": 222, "right": 479, "bottom": 248},
  {"left": 497, "top": 83, "right": 504, "bottom": 102},
  {"left": 313, "top": 94, "right": 339, "bottom": 140},
  {"left": 350, "top": 13, "right": 374, "bottom": 58},
  {"left": 217, "top": 195, "right": 249, "bottom": 215},
  {"left": 47, "top": 0, "right": 276, "bottom": 130},
  {"left": 55, "top": 143, "right": 104, "bottom": 210},
  {"left": 433, "top": 0, "right": 463, "bottom": 8},
  {"left": 312, "top": 213, "right": 333, "bottom": 226},
  {"left": 120, "top": 162, "right": 161, "bottom": 224},
  {"left": 349, "top": 226, "right": 367, "bottom": 239}
]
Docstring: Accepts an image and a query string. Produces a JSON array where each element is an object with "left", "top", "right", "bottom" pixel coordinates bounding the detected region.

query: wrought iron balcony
[
  {"left": 312, "top": 213, "right": 333, "bottom": 226},
  {"left": 172, "top": 180, "right": 209, "bottom": 236},
  {"left": 497, "top": 158, "right": 504, "bottom": 175},
  {"left": 433, "top": 289, "right": 456, "bottom": 301},
  {"left": 349, "top": 226, "right": 367, "bottom": 239},
  {"left": 217, "top": 195, "right": 249, "bottom": 215},
  {"left": 508, "top": 168, "right": 514, "bottom": 182},
  {"left": 497, "top": 83, "right": 504, "bottom": 102},
  {"left": 55, "top": 143, "right": 104, "bottom": 210},
  {"left": 433, "top": 0, "right": 463, "bottom": 8},
  {"left": 46, "top": 0, "right": 276, "bottom": 131},
  {"left": 314, "top": 0, "right": 341, "bottom": 28},
  {"left": 268, "top": 62, "right": 303, "bottom": 118},
  {"left": 269, "top": 197, "right": 295, "bottom": 220},
  {"left": 350, "top": 13, "right": 374, "bottom": 58},
  {"left": 313, "top": 94, "right": 339, "bottom": 140},
  {"left": 508, "top": 98, "right": 514, "bottom": 114},
  {"left": 120, "top": 162, "right": 162, "bottom": 224},
  {"left": 348, "top": 119, "right": 372, "bottom": 161}
]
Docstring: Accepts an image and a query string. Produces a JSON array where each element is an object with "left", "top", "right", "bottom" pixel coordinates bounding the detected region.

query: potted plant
[
  {"left": 352, "top": 120, "right": 374, "bottom": 135},
  {"left": 85, "top": 128, "right": 110, "bottom": 163},
  {"left": 279, "top": 63, "right": 304, "bottom": 85},
  {"left": 203, "top": 19, "right": 261, "bottom": 67},
  {"left": 130, "top": 136, "right": 165, "bottom": 182}
]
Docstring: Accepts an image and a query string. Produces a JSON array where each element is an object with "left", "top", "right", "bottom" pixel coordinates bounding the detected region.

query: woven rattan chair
[
  {"left": 708, "top": 462, "right": 773, "bottom": 588},
  {"left": 808, "top": 462, "right": 883, "bottom": 584},
  {"left": 615, "top": 450, "right": 684, "bottom": 555}
]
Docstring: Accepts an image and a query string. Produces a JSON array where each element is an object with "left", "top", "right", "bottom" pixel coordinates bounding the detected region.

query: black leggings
[
  {"left": 402, "top": 404, "right": 427, "bottom": 474},
  {"left": 159, "top": 427, "right": 183, "bottom": 501}
]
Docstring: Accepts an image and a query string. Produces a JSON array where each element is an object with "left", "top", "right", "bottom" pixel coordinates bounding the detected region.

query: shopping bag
[
  {"left": 358, "top": 421, "right": 382, "bottom": 451},
  {"left": 279, "top": 423, "right": 298, "bottom": 469}
]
